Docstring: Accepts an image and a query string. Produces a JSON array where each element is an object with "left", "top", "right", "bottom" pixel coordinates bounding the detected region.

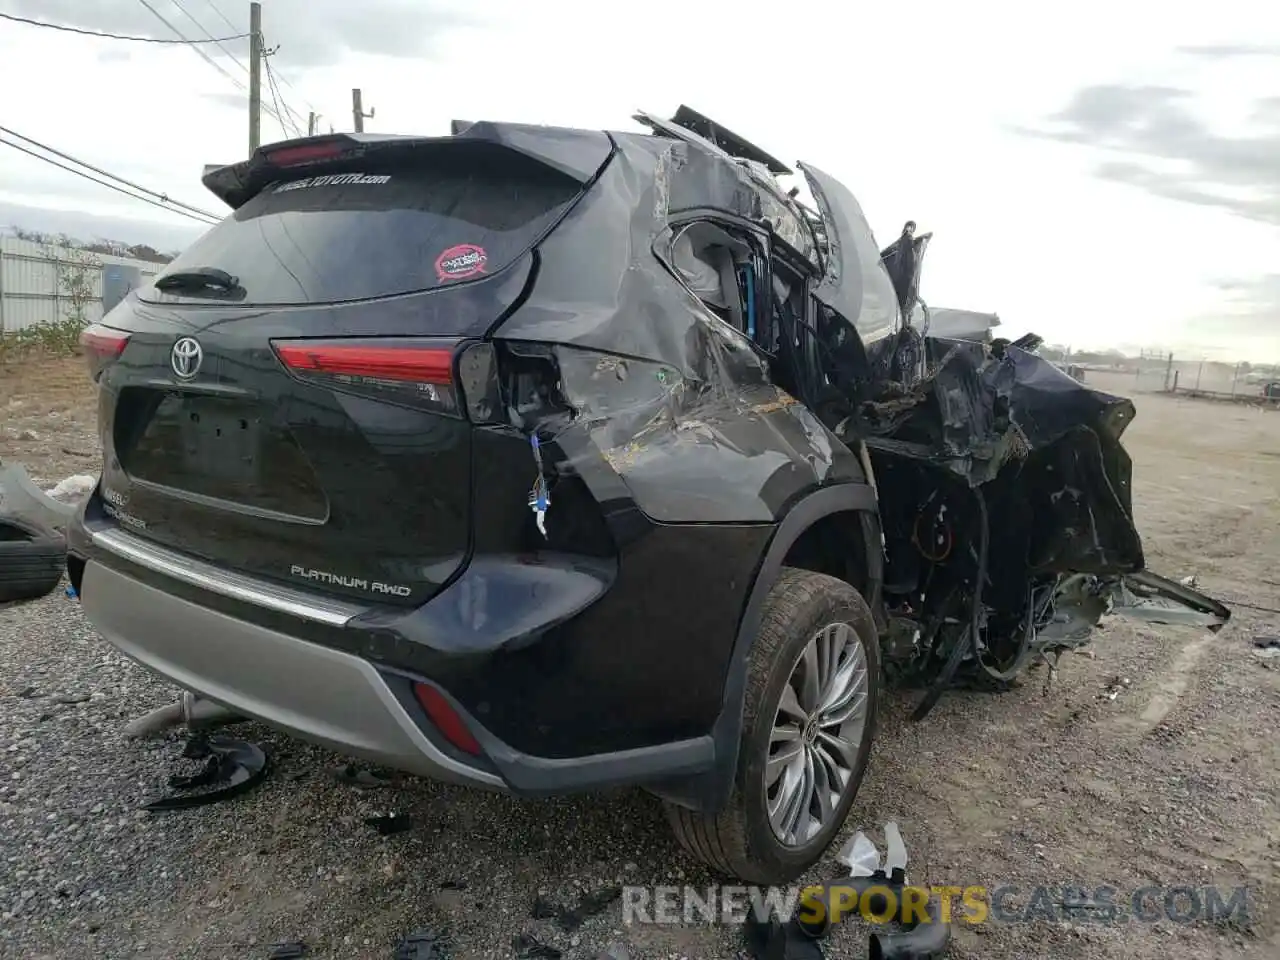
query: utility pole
[
  {"left": 308, "top": 112, "right": 317, "bottom": 136},
  {"left": 352, "top": 88, "right": 374, "bottom": 133},
  {"left": 248, "top": 2, "right": 262, "bottom": 155}
]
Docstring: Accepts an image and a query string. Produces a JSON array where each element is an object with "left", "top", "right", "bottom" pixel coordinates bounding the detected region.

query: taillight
[
  {"left": 79, "top": 323, "right": 130, "bottom": 382},
  {"left": 412, "top": 682, "right": 482, "bottom": 756},
  {"left": 272, "top": 338, "right": 501, "bottom": 421},
  {"left": 273, "top": 338, "right": 457, "bottom": 415},
  {"left": 275, "top": 343, "right": 454, "bottom": 383},
  {"left": 264, "top": 141, "right": 347, "bottom": 167}
]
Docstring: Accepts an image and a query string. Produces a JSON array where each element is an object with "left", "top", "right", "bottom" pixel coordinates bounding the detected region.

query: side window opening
[
  {"left": 668, "top": 220, "right": 831, "bottom": 406},
  {"left": 670, "top": 222, "right": 754, "bottom": 333}
]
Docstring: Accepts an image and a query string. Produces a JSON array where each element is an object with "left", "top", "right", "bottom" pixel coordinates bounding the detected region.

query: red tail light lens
[
  {"left": 274, "top": 343, "right": 453, "bottom": 383},
  {"left": 412, "top": 683, "right": 482, "bottom": 756},
  {"left": 272, "top": 339, "right": 459, "bottom": 415},
  {"left": 79, "top": 323, "right": 130, "bottom": 382},
  {"left": 265, "top": 142, "right": 347, "bottom": 167},
  {"left": 79, "top": 324, "right": 130, "bottom": 358}
]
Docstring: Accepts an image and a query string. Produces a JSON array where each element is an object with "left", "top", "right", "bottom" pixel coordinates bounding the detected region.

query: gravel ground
[{"left": 2, "top": 359, "right": 1278, "bottom": 960}]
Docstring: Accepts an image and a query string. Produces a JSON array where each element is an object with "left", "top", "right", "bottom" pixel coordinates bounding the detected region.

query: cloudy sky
[{"left": 1, "top": 0, "right": 1276, "bottom": 359}]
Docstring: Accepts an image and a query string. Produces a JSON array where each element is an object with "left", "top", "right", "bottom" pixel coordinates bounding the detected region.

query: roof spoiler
[
  {"left": 668, "top": 105, "right": 792, "bottom": 175},
  {"left": 201, "top": 125, "right": 614, "bottom": 210}
]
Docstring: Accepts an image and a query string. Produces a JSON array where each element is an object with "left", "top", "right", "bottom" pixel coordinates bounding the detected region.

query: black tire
[
  {"left": 0, "top": 516, "right": 67, "bottom": 604},
  {"left": 664, "top": 567, "right": 880, "bottom": 884}
]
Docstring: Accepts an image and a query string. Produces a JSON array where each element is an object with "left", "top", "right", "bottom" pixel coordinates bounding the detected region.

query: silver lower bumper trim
[
  {"left": 80, "top": 561, "right": 505, "bottom": 790},
  {"left": 88, "top": 526, "right": 362, "bottom": 627}
]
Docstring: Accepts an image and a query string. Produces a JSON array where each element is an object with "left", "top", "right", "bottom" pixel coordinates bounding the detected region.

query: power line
[
  {"left": 133, "top": 0, "right": 289, "bottom": 128},
  {"left": 263, "top": 54, "right": 302, "bottom": 139},
  {"left": 0, "top": 12, "right": 246, "bottom": 43},
  {"left": 169, "top": 0, "right": 250, "bottom": 73},
  {"left": 201, "top": 0, "right": 239, "bottom": 34},
  {"left": 201, "top": 0, "right": 327, "bottom": 134},
  {"left": 0, "top": 137, "right": 218, "bottom": 226},
  {"left": 135, "top": 0, "right": 246, "bottom": 90},
  {"left": 0, "top": 125, "right": 221, "bottom": 222},
  {"left": 269, "top": 61, "right": 323, "bottom": 123}
]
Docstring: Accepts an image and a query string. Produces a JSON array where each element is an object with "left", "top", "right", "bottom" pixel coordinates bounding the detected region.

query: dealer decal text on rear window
[
  {"left": 273, "top": 173, "right": 392, "bottom": 192},
  {"left": 435, "top": 244, "right": 488, "bottom": 282}
]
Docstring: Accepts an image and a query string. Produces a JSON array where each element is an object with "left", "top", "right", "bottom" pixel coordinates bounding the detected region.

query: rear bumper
[
  {"left": 71, "top": 521, "right": 720, "bottom": 796},
  {"left": 80, "top": 560, "right": 507, "bottom": 790}
]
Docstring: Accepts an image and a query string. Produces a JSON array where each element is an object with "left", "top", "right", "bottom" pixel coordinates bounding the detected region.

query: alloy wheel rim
[{"left": 765, "top": 621, "right": 869, "bottom": 847}]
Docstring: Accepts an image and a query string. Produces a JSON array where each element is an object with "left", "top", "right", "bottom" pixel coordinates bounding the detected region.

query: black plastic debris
[
  {"left": 365, "top": 812, "right": 414, "bottom": 836},
  {"left": 531, "top": 886, "right": 622, "bottom": 931},
  {"left": 439, "top": 879, "right": 468, "bottom": 890},
  {"left": 393, "top": 928, "right": 450, "bottom": 959},
  {"left": 266, "top": 941, "right": 308, "bottom": 959},
  {"left": 1252, "top": 635, "right": 1280, "bottom": 661},
  {"left": 143, "top": 736, "right": 268, "bottom": 811},
  {"left": 512, "top": 933, "right": 561, "bottom": 959},
  {"left": 168, "top": 755, "right": 224, "bottom": 790},
  {"left": 868, "top": 896, "right": 951, "bottom": 960},
  {"left": 744, "top": 916, "right": 823, "bottom": 960},
  {"left": 530, "top": 894, "right": 559, "bottom": 921}
]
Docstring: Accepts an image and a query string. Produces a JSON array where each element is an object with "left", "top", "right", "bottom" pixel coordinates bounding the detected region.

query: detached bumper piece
[{"left": 142, "top": 736, "right": 268, "bottom": 811}]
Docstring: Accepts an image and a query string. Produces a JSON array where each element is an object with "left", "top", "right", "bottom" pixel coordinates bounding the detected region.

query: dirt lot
[{"left": 1, "top": 358, "right": 1278, "bottom": 960}]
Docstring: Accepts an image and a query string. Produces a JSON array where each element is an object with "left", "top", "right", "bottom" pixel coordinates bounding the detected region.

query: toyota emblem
[{"left": 171, "top": 337, "right": 203, "bottom": 379}]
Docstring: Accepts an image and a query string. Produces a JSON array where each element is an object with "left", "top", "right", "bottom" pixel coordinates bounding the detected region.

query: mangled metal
[
  {"left": 853, "top": 322, "right": 1230, "bottom": 707},
  {"left": 494, "top": 127, "right": 867, "bottom": 526},
  {"left": 483, "top": 105, "right": 1230, "bottom": 722}
]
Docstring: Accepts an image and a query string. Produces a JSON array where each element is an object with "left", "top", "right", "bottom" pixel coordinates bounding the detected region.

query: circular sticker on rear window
[{"left": 435, "top": 244, "right": 488, "bottom": 282}]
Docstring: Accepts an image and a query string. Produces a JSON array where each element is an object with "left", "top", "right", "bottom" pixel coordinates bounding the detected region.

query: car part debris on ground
[
  {"left": 123, "top": 688, "right": 243, "bottom": 739},
  {"left": 364, "top": 812, "right": 414, "bottom": 835},
  {"left": 744, "top": 822, "right": 951, "bottom": 960},
  {"left": 512, "top": 932, "right": 563, "bottom": 959},
  {"left": 0, "top": 515, "right": 66, "bottom": 604},
  {"left": 392, "top": 928, "right": 450, "bottom": 959},
  {"left": 266, "top": 941, "right": 308, "bottom": 959},
  {"left": 1253, "top": 635, "right": 1280, "bottom": 661},
  {"left": 0, "top": 464, "right": 90, "bottom": 604},
  {"left": 141, "top": 735, "right": 269, "bottom": 811},
  {"left": 0, "top": 462, "right": 77, "bottom": 531},
  {"left": 530, "top": 886, "right": 623, "bottom": 932},
  {"left": 744, "top": 915, "right": 823, "bottom": 959}
]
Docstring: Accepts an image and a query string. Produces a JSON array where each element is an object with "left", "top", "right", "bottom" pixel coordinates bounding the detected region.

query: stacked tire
[{"left": 0, "top": 516, "right": 66, "bottom": 603}]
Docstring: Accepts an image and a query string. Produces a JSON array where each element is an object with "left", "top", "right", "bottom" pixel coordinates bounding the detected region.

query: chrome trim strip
[{"left": 88, "top": 527, "right": 362, "bottom": 627}]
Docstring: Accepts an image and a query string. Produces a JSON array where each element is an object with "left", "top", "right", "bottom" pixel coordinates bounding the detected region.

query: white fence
[{"left": 0, "top": 237, "right": 166, "bottom": 333}]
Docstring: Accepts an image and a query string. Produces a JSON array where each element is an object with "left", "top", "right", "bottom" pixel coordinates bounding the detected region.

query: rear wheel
[{"left": 665, "top": 567, "right": 880, "bottom": 884}]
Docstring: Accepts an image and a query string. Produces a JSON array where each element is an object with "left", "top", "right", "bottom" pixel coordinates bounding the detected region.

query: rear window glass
[{"left": 144, "top": 148, "right": 581, "bottom": 305}]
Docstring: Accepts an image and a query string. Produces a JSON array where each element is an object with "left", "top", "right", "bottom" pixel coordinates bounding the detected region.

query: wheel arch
[{"left": 649, "top": 481, "right": 883, "bottom": 813}]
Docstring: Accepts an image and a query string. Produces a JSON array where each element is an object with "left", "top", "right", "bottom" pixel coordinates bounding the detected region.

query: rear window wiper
[{"left": 154, "top": 267, "right": 241, "bottom": 295}]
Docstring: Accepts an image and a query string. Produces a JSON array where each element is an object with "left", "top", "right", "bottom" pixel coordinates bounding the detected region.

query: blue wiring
[{"left": 740, "top": 263, "right": 756, "bottom": 339}]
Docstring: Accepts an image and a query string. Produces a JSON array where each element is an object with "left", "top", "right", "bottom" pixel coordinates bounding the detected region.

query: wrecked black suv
[{"left": 67, "top": 107, "right": 1229, "bottom": 885}]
